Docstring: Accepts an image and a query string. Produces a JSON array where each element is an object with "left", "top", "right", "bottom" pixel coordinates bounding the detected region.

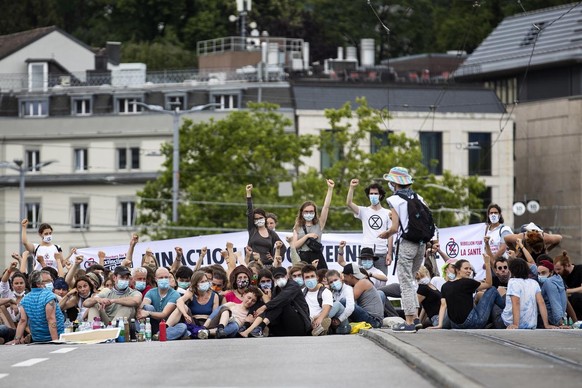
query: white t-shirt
[
  {"left": 501, "top": 278, "right": 541, "bottom": 329},
  {"left": 387, "top": 192, "right": 427, "bottom": 240},
  {"left": 367, "top": 266, "right": 387, "bottom": 288},
  {"left": 332, "top": 283, "right": 355, "bottom": 322},
  {"left": 305, "top": 286, "right": 333, "bottom": 319},
  {"left": 33, "top": 244, "right": 62, "bottom": 270},
  {"left": 355, "top": 206, "right": 392, "bottom": 255},
  {"left": 483, "top": 224, "right": 512, "bottom": 258}
]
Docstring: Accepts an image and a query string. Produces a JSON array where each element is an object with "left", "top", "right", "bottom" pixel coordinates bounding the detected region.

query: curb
[{"left": 361, "top": 329, "right": 483, "bottom": 388}]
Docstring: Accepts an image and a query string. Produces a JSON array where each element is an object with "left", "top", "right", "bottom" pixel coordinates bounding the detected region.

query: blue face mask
[
  {"left": 135, "top": 281, "right": 146, "bottom": 291},
  {"left": 294, "top": 277, "right": 304, "bottom": 287},
  {"left": 447, "top": 272, "right": 456, "bottom": 281},
  {"left": 369, "top": 194, "right": 380, "bottom": 206},
  {"left": 331, "top": 280, "right": 343, "bottom": 291},
  {"left": 305, "top": 278, "right": 318, "bottom": 289},
  {"left": 538, "top": 275, "right": 548, "bottom": 284},
  {"left": 260, "top": 281, "right": 272, "bottom": 290},
  {"left": 361, "top": 260, "right": 374, "bottom": 270},
  {"left": 44, "top": 282, "right": 54, "bottom": 292},
  {"left": 198, "top": 282, "right": 210, "bottom": 292},
  {"left": 116, "top": 279, "right": 129, "bottom": 290},
  {"left": 178, "top": 281, "right": 190, "bottom": 289},
  {"left": 157, "top": 278, "right": 170, "bottom": 289}
]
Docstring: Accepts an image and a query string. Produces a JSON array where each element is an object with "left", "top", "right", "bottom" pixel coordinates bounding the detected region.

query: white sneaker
[
  {"left": 197, "top": 329, "right": 209, "bottom": 339},
  {"left": 383, "top": 316, "right": 405, "bottom": 329}
]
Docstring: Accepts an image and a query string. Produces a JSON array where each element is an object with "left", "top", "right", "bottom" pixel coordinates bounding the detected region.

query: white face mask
[
  {"left": 489, "top": 214, "right": 500, "bottom": 224},
  {"left": 388, "top": 183, "right": 396, "bottom": 192},
  {"left": 418, "top": 277, "right": 430, "bottom": 285},
  {"left": 275, "top": 278, "right": 288, "bottom": 288},
  {"left": 254, "top": 218, "right": 266, "bottom": 227},
  {"left": 303, "top": 212, "right": 315, "bottom": 222},
  {"left": 43, "top": 235, "right": 53, "bottom": 243}
]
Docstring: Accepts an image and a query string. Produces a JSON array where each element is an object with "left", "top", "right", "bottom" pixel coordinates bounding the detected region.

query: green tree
[{"left": 137, "top": 102, "right": 315, "bottom": 239}]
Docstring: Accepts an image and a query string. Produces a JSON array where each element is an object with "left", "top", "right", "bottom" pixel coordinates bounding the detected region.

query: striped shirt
[{"left": 20, "top": 288, "right": 65, "bottom": 342}]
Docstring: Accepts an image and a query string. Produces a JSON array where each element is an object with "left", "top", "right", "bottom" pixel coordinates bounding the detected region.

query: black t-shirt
[
  {"left": 563, "top": 264, "right": 582, "bottom": 290},
  {"left": 441, "top": 277, "right": 481, "bottom": 324},
  {"left": 417, "top": 284, "right": 441, "bottom": 318}
]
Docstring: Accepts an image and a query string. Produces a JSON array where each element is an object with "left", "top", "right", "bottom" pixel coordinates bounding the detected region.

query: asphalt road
[
  {"left": 2, "top": 329, "right": 581, "bottom": 388},
  {"left": 0, "top": 335, "right": 433, "bottom": 388}
]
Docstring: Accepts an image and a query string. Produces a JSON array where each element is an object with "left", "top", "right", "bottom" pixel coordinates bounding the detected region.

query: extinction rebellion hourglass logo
[{"left": 446, "top": 238, "right": 460, "bottom": 258}]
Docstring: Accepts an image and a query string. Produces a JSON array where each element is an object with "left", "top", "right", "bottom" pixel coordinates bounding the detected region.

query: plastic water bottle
[
  {"left": 145, "top": 318, "right": 152, "bottom": 342},
  {"left": 117, "top": 318, "right": 126, "bottom": 343},
  {"left": 64, "top": 319, "right": 73, "bottom": 333},
  {"left": 572, "top": 321, "right": 582, "bottom": 329},
  {"left": 159, "top": 319, "right": 167, "bottom": 342},
  {"left": 92, "top": 317, "right": 101, "bottom": 330}
]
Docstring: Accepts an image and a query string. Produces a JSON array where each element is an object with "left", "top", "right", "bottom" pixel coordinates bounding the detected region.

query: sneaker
[
  {"left": 262, "top": 326, "right": 269, "bottom": 338},
  {"left": 312, "top": 317, "right": 332, "bottom": 336},
  {"left": 413, "top": 318, "right": 423, "bottom": 331},
  {"left": 392, "top": 322, "right": 417, "bottom": 333},
  {"left": 197, "top": 329, "right": 209, "bottom": 339},
  {"left": 215, "top": 328, "right": 226, "bottom": 339},
  {"left": 250, "top": 328, "right": 263, "bottom": 338},
  {"left": 383, "top": 316, "right": 405, "bottom": 329}
]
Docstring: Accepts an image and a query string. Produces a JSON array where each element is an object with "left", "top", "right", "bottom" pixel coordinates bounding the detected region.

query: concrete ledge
[{"left": 361, "top": 329, "right": 483, "bottom": 388}]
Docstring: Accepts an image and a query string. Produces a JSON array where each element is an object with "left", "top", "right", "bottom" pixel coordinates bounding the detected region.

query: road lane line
[
  {"left": 12, "top": 358, "right": 49, "bottom": 367},
  {"left": 0, "top": 373, "right": 9, "bottom": 379},
  {"left": 50, "top": 347, "right": 77, "bottom": 354}
]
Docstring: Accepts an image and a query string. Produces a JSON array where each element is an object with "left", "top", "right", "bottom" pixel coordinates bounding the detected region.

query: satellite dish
[{"left": 229, "top": 15, "right": 238, "bottom": 22}]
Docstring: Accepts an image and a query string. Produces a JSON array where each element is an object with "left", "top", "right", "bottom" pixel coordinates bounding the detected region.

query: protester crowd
[{"left": 1, "top": 167, "right": 580, "bottom": 344}]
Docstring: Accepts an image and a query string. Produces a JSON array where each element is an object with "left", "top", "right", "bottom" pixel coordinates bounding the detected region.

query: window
[
  {"left": 320, "top": 130, "right": 343, "bottom": 172},
  {"left": 74, "top": 148, "right": 88, "bottom": 171},
  {"left": 26, "top": 202, "right": 41, "bottom": 229},
  {"left": 120, "top": 201, "right": 136, "bottom": 227},
  {"left": 213, "top": 94, "right": 239, "bottom": 110},
  {"left": 115, "top": 97, "right": 143, "bottom": 114},
  {"left": 117, "top": 147, "right": 140, "bottom": 170},
  {"left": 26, "top": 150, "right": 41, "bottom": 172},
  {"left": 28, "top": 62, "right": 48, "bottom": 91},
  {"left": 468, "top": 133, "right": 492, "bottom": 176},
  {"left": 72, "top": 97, "right": 92, "bottom": 116},
  {"left": 165, "top": 94, "right": 187, "bottom": 111},
  {"left": 72, "top": 202, "right": 89, "bottom": 229},
  {"left": 371, "top": 131, "right": 392, "bottom": 154},
  {"left": 19, "top": 99, "right": 49, "bottom": 117},
  {"left": 419, "top": 132, "right": 443, "bottom": 175}
]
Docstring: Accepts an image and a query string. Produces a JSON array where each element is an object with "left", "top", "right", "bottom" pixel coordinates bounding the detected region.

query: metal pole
[
  {"left": 18, "top": 164, "right": 30, "bottom": 271},
  {"left": 241, "top": 11, "right": 246, "bottom": 42},
  {"left": 172, "top": 110, "right": 180, "bottom": 223}
]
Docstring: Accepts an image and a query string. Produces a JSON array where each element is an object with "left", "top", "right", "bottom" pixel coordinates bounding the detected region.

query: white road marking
[
  {"left": 50, "top": 347, "right": 77, "bottom": 354},
  {"left": 12, "top": 358, "right": 49, "bottom": 367},
  {"left": 0, "top": 373, "right": 9, "bottom": 379}
]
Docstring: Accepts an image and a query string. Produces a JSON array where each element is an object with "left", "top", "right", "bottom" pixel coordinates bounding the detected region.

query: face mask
[
  {"left": 305, "top": 278, "right": 318, "bottom": 289},
  {"left": 211, "top": 284, "right": 222, "bottom": 292},
  {"left": 447, "top": 272, "right": 456, "bottom": 281},
  {"left": 157, "top": 279, "right": 170, "bottom": 290},
  {"left": 260, "top": 281, "right": 272, "bottom": 290},
  {"left": 331, "top": 280, "right": 343, "bottom": 291},
  {"left": 303, "top": 212, "right": 315, "bottom": 221},
  {"left": 388, "top": 182, "right": 396, "bottom": 192},
  {"left": 538, "top": 275, "right": 548, "bottom": 284},
  {"left": 254, "top": 218, "right": 266, "bottom": 227},
  {"left": 135, "top": 281, "right": 146, "bottom": 291},
  {"left": 237, "top": 279, "right": 249, "bottom": 289},
  {"left": 43, "top": 235, "right": 53, "bottom": 243},
  {"left": 14, "top": 290, "right": 26, "bottom": 297},
  {"left": 489, "top": 214, "right": 500, "bottom": 224},
  {"left": 294, "top": 277, "right": 304, "bottom": 287},
  {"left": 116, "top": 279, "right": 129, "bottom": 290},
  {"left": 418, "top": 277, "right": 430, "bottom": 285},
  {"left": 369, "top": 194, "right": 380, "bottom": 206},
  {"left": 178, "top": 281, "right": 190, "bottom": 289},
  {"left": 361, "top": 260, "right": 374, "bottom": 270},
  {"left": 198, "top": 282, "right": 211, "bottom": 292},
  {"left": 275, "top": 278, "right": 287, "bottom": 288},
  {"left": 44, "top": 282, "right": 54, "bottom": 292}
]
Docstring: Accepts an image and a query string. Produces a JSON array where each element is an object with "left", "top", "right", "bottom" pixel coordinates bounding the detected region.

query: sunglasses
[{"left": 496, "top": 265, "right": 508, "bottom": 270}]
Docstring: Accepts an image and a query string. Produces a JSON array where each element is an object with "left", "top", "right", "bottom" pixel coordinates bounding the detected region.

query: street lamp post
[
  {"left": 133, "top": 102, "right": 219, "bottom": 223},
  {"left": 0, "top": 159, "right": 57, "bottom": 272}
]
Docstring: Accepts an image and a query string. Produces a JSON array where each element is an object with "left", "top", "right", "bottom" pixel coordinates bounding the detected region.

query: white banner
[{"left": 76, "top": 223, "right": 488, "bottom": 282}]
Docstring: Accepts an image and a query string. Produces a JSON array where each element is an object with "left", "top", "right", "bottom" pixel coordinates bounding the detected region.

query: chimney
[
  {"left": 106, "top": 42, "right": 121, "bottom": 66},
  {"left": 360, "top": 38, "right": 374, "bottom": 67},
  {"left": 337, "top": 47, "right": 344, "bottom": 60}
]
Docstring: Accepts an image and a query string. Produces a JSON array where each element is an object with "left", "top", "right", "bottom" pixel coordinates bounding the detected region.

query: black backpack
[
  {"left": 397, "top": 192, "right": 435, "bottom": 244},
  {"left": 303, "top": 286, "right": 326, "bottom": 307}
]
